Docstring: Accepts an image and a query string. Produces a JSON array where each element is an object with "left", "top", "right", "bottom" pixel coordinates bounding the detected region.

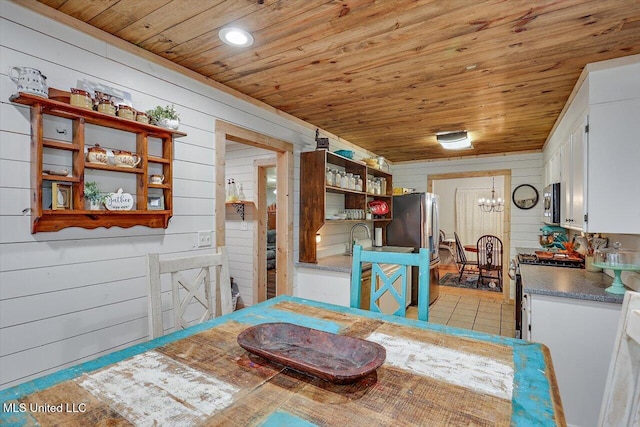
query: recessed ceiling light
[{"left": 219, "top": 27, "right": 254, "bottom": 47}]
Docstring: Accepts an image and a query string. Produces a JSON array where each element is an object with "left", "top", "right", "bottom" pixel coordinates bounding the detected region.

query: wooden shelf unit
[
  {"left": 299, "top": 150, "right": 393, "bottom": 263},
  {"left": 10, "top": 92, "right": 186, "bottom": 233}
]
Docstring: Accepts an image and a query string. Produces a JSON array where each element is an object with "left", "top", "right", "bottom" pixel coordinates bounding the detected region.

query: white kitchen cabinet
[
  {"left": 560, "top": 114, "right": 586, "bottom": 230},
  {"left": 560, "top": 135, "right": 572, "bottom": 227},
  {"left": 544, "top": 149, "right": 561, "bottom": 187},
  {"left": 527, "top": 293, "right": 622, "bottom": 427},
  {"left": 544, "top": 57, "right": 640, "bottom": 234},
  {"left": 296, "top": 268, "right": 351, "bottom": 307},
  {"left": 585, "top": 99, "right": 640, "bottom": 233}
]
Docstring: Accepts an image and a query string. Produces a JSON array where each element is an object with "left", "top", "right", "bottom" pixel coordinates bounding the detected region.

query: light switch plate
[{"left": 197, "top": 230, "right": 212, "bottom": 247}]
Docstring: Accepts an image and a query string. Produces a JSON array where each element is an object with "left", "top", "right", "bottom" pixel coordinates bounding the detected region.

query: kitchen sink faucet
[{"left": 349, "top": 223, "right": 371, "bottom": 255}]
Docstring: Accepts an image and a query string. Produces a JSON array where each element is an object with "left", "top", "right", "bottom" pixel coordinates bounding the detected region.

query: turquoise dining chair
[{"left": 350, "top": 245, "right": 430, "bottom": 321}]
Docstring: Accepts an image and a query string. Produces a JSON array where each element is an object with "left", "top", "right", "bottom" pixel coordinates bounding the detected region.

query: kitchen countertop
[
  {"left": 520, "top": 263, "right": 626, "bottom": 304},
  {"left": 296, "top": 246, "right": 415, "bottom": 273}
]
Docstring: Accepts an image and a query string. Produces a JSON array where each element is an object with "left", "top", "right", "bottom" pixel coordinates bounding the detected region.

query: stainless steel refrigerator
[{"left": 386, "top": 193, "right": 440, "bottom": 305}]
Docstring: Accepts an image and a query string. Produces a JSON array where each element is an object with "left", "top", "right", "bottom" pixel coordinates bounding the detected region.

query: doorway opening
[
  {"left": 428, "top": 170, "right": 512, "bottom": 301},
  {"left": 215, "top": 120, "right": 293, "bottom": 305}
]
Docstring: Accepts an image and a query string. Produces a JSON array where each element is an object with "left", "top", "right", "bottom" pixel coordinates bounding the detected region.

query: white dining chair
[
  {"left": 598, "top": 290, "right": 640, "bottom": 427},
  {"left": 147, "top": 247, "right": 233, "bottom": 339}
]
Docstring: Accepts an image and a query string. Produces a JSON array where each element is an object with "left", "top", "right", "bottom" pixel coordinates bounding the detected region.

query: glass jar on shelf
[
  {"left": 326, "top": 167, "right": 334, "bottom": 186},
  {"left": 355, "top": 175, "right": 363, "bottom": 191},
  {"left": 346, "top": 173, "right": 355, "bottom": 190},
  {"left": 380, "top": 177, "right": 387, "bottom": 195},
  {"left": 339, "top": 171, "right": 349, "bottom": 188}
]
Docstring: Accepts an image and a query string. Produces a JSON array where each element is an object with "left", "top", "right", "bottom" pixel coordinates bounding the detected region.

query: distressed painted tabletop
[{"left": 0, "top": 296, "right": 565, "bottom": 426}]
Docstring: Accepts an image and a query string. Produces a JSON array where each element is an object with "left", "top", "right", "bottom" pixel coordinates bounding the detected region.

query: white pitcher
[{"left": 9, "top": 67, "right": 48, "bottom": 98}]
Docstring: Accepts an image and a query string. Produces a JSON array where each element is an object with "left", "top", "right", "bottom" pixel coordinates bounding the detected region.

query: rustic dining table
[{"left": 0, "top": 295, "right": 565, "bottom": 426}]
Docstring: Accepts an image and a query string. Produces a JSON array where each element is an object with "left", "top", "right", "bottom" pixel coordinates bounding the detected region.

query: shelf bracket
[{"left": 231, "top": 203, "right": 246, "bottom": 220}]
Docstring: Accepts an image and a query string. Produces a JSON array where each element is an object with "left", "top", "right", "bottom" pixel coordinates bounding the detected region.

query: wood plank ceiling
[{"left": 32, "top": 0, "right": 640, "bottom": 162}]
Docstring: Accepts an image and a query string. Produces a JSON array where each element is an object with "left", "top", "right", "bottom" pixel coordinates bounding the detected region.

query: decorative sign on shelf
[
  {"left": 315, "top": 128, "right": 329, "bottom": 150},
  {"left": 104, "top": 188, "right": 134, "bottom": 211}
]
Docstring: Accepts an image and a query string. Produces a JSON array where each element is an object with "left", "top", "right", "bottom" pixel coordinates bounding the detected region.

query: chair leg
[{"left": 458, "top": 262, "right": 466, "bottom": 282}]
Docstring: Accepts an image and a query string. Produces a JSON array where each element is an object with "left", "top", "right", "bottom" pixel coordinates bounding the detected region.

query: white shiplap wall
[{"left": 0, "top": 1, "right": 322, "bottom": 389}]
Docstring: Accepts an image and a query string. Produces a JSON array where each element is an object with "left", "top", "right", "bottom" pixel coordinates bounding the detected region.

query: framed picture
[
  {"left": 52, "top": 183, "right": 72, "bottom": 210},
  {"left": 147, "top": 195, "right": 165, "bottom": 210}
]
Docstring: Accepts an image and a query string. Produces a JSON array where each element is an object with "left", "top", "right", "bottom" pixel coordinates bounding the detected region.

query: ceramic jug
[
  {"left": 150, "top": 174, "right": 165, "bottom": 184},
  {"left": 113, "top": 150, "right": 141, "bottom": 168},
  {"left": 9, "top": 67, "right": 48, "bottom": 98}
]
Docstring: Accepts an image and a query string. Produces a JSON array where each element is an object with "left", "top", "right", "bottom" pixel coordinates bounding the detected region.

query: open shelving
[
  {"left": 299, "top": 150, "right": 393, "bottom": 263},
  {"left": 10, "top": 91, "right": 187, "bottom": 233}
]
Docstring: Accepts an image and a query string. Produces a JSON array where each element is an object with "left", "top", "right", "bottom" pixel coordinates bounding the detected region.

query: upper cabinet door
[
  {"left": 586, "top": 99, "right": 640, "bottom": 234},
  {"left": 560, "top": 135, "right": 573, "bottom": 228},
  {"left": 569, "top": 114, "right": 586, "bottom": 230}
]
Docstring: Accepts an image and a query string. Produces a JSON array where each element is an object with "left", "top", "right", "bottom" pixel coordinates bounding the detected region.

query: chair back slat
[
  {"left": 350, "top": 245, "right": 430, "bottom": 321},
  {"left": 147, "top": 247, "right": 232, "bottom": 339},
  {"left": 454, "top": 232, "right": 467, "bottom": 263},
  {"left": 476, "top": 235, "right": 503, "bottom": 269},
  {"left": 476, "top": 235, "right": 503, "bottom": 291},
  {"left": 370, "top": 262, "right": 408, "bottom": 317}
]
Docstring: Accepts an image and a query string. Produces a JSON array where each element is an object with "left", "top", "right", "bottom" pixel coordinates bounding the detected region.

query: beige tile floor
[{"left": 407, "top": 286, "right": 516, "bottom": 337}]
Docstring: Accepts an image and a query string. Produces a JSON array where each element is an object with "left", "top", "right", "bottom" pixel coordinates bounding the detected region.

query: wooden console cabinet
[{"left": 10, "top": 92, "right": 186, "bottom": 233}]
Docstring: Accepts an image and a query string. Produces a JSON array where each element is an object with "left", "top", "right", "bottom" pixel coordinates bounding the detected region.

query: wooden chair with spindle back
[
  {"left": 476, "top": 235, "right": 503, "bottom": 291},
  {"left": 454, "top": 232, "right": 476, "bottom": 283}
]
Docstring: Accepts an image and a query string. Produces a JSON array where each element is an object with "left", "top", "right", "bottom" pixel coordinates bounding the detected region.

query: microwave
[{"left": 542, "top": 183, "right": 561, "bottom": 225}]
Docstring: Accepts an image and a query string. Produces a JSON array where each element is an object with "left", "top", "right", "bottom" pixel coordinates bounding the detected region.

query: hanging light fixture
[{"left": 478, "top": 177, "right": 504, "bottom": 212}]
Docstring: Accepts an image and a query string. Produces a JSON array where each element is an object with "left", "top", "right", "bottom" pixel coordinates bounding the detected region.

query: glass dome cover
[
  {"left": 593, "top": 242, "right": 640, "bottom": 268},
  {"left": 592, "top": 242, "right": 640, "bottom": 294}
]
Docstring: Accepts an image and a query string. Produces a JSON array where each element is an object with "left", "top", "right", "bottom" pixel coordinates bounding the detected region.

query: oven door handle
[{"left": 508, "top": 259, "right": 516, "bottom": 280}]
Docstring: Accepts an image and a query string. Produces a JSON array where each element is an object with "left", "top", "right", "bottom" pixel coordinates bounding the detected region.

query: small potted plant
[
  {"left": 146, "top": 104, "right": 180, "bottom": 130},
  {"left": 84, "top": 181, "right": 105, "bottom": 210}
]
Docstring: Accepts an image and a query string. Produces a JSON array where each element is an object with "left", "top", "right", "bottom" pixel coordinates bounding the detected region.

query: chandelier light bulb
[{"left": 478, "top": 178, "right": 504, "bottom": 213}]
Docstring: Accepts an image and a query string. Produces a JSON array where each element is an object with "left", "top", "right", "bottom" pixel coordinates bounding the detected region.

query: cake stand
[
  {"left": 593, "top": 243, "right": 640, "bottom": 294},
  {"left": 591, "top": 262, "right": 640, "bottom": 294}
]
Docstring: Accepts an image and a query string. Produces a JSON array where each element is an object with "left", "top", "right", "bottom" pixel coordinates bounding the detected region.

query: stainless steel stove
[{"left": 517, "top": 252, "right": 584, "bottom": 268}]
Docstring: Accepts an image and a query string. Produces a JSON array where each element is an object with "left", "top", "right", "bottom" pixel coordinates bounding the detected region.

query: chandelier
[{"left": 478, "top": 178, "right": 504, "bottom": 212}]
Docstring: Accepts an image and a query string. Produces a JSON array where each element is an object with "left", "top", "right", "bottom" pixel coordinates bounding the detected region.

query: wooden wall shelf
[
  {"left": 226, "top": 200, "right": 254, "bottom": 221},
  {"left": 10, "top": 91, "right": 186, "bottom": 233},
  {"left": 299, "top": 150, "right": 393, "bottom": 263}
]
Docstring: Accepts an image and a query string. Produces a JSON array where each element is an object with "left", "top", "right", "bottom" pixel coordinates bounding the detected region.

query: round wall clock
[{"left": 512, "top": 184, "right": 539, "bottom": 210}]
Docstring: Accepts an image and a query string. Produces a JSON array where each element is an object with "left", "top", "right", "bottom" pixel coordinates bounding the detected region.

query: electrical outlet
[
  {"left": 240, "top": 221, "right": 248, "bottom": 231},
  {"left": 197, "top": 230, "right": 212, "bottom": 247}
]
